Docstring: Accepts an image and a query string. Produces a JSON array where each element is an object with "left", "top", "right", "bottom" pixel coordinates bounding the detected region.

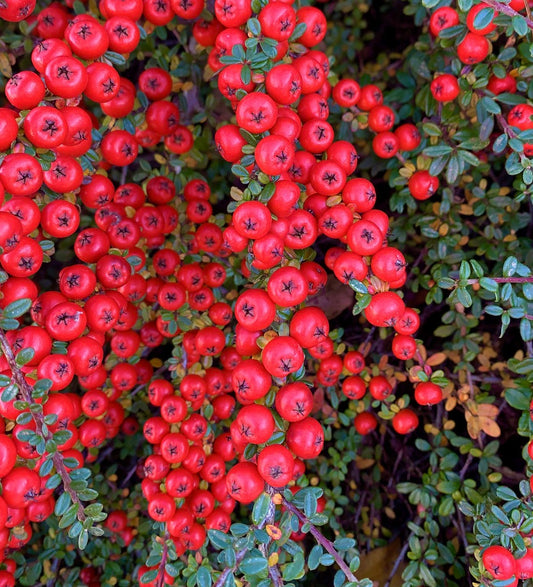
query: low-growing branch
[
  {"left": 213, "top": 547, "right": 249, "bottom": 587},
  {"left": 281, "top": 497, "right": 358, "bottom": 584}
]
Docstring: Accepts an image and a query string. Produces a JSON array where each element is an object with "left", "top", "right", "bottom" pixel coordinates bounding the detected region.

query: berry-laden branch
[
  {"left": 281, "top": 497, "right": 358, "bottom": 584},
  {"left": 482, "top": 0, "right": 533, "bottom": 29},
  {"left": 0, "top": 327, "right": 86, "bottom": 522}
]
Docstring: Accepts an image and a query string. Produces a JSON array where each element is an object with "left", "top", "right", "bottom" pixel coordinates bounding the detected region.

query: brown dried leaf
[
  {"left": 408, "top": 365, "right": 424, "bottom": 382},
  {"left": 378, "top": 354, "right": 389, "bottom": 370},
  {"left": 356, "top": 537, "right": 406, "bottom": 587},
  {"left": 477, "top": 403, "right": 498, "bottom": 417},
  {"left": 445, "top": 396, "right": 457, "bottom": 411},
  {"left": 308, "top": 276, "right": 354, "bottom": 320},
  {"left": 0, "top": 53, "right": 12, "bottom": 78},
  {"left": 479, "top": 417, "right": 501, "bottom": 438},
  {"left": 355, "top": 457, "right": 375, "bottom": 469},
  {"left": 467, "top": 418, "right": 480, "bottom": 440},
  {"left": 426, "top": 352, "right": 447, "bottom": 367}
]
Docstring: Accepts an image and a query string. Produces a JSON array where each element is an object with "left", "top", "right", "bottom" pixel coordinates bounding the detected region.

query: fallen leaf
[
  {"left": 357, "top": 537, "right": 406, "bottom": 586},
  {"left": 308, "top": 275, "right": 355, "bottom": 319}
]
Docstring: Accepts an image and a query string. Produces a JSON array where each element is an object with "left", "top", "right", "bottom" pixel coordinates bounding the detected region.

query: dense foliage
[{"left": 0, "top": 0, "right": 532, "bottom": 585}]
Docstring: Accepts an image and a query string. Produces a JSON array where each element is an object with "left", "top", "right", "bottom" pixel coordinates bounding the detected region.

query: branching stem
[
  {"left": 213, "top": 547, "right": 248, "bottom": 587},
  {"left": 281, "top": 497, "right": 358, "bottom": 584}
]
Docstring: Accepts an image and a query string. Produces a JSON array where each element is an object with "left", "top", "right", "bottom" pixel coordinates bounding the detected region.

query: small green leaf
[
  {"left": 58, "top": 503, "right": 79, "bottom": 528},
  {"left": 3, "top": 298, "right": 32, "bottom": 319},
  {"left": 503, "top": 256, "right": 518, "bottom": 277},
  {"left": 1, "top": 384, "right": 18, "bottom": 402},
  {"left": 208, "top": 529, "right": 233, "bottom": 550},
  {"left": 492, "top": 133, "right": 508, "bottom": 153},
  {"left": 283, "top": 552, "right": 305, "bottom": 580},
  {"left": 473, "top": 7, "right": 494, "bottom": 30},
  {"left": 15, "top": 347, "right": 35, "bottom": 366},
  {"left": 512, "top": 14, "right": 528, "bottom": 36},
  {"left": 252, "top": 492, "right": 271, "bottom": 526},
  {"left": 479, "top": 277, "right": 498, "bottom": 293},
  {"left": 349, "top": 279, "right": 368, "bottom": 294},
  {"left": 0, "top": 318, "right": 21, "bottom": 330},
  {"left": 140, "top": 569, "right": 158, "bottom": 584},
  {"left": 239, "top": 555, "right": 268, "bottom": 575},
  {"left": 104, "top": 51, "right": 127, "bottom": 66},
  {"left": 247, "top": 17, "right": 261, "bottom": 36},
  {"left": 46, "top": 474, "right": 62, "bottom": 490},
  {"left": 196, "top": 566, "right": 212, "bottom": 587},
  {"left": 290, "top": 22, "right": 307, "bottom": 42},
  {"left": 55, "top": 491, "right": 72, "bottom": 516},
  {"left": 496, "top": 486, "right": 518, "bottom": 501},
  {"left": 308, "top": 545, "right": 323, "bottom": 570},
  {"left": 456, "top": 287, "right": 472, "bottom": 307},
  {"left": 505, "top": 387, "right": 530, "bottom": 410},
  {"left": 333, "top": 538, "right": 356, "bottom": 550}
]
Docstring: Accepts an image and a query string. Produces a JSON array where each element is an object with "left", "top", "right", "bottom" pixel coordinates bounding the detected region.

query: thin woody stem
[
  {"left": 281, "top": 497, "right": 358, "bottom": 583},
  {"left": 155, "top": 537, "right": 169, "bottom": 587},
  {"left": 259, "top": 487, "right": 283, "bottom": 587},
  {"left": 466, "top": 276, "right": 533, "bottom": 284},
  {"left": 0, "top": 328, "right": 86, "bottom": 522}
]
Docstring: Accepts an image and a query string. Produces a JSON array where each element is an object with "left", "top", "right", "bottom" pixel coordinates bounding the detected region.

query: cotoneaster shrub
[{"left": 0, "top": 0, "right": 531, "bottom": 586}]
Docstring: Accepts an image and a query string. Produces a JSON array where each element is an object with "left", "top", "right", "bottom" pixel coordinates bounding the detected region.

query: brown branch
[
  {"left": 0, "top": 328, "right": 86, "bottom": 522},
  {"left": 454, "top": 509, "right": 474, "bottom": 587},
  {"left": 383, "top": 539, "right": 410, "bottom": 587},
  {"left": 281, "top": 497, "right": 358, "bottom": 584}
]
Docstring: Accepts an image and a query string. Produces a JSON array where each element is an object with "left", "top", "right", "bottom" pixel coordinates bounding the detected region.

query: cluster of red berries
[
  {"left": 482, "top": 543, "right": 533, "bottom": 585},
  {"left": 0, "top": 0, "right": 457, "bottom": 584},
  {"left": 428, "top": 2, "right": 533, "bottom": 158},
  {"left": 125, "top": 0, "right": 455, "bottom": 578}
]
